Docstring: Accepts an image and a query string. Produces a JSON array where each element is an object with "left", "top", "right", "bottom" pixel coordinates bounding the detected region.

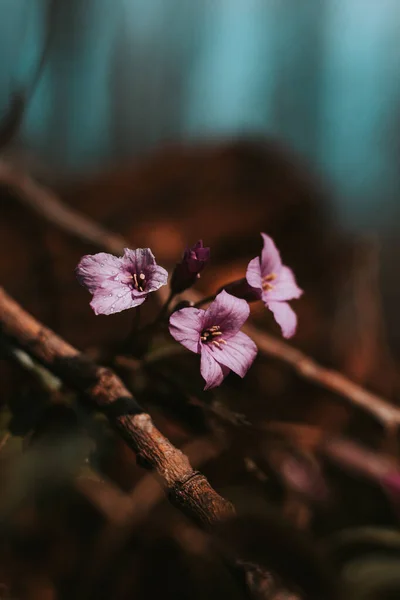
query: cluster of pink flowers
[{"left": 76, "top": 234, "right": 302, "bottom": 390}]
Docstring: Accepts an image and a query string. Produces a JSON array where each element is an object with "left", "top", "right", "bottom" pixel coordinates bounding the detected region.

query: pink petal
[
  {"left": 76, "top": 253, "right": 126, "bottom": 294},
  {"left": 263, "top": 266, "right": 303, "bottom": 302},
  {"left": 91, "top": 287, "right": 146, "bottom": 315},
  {"left": 200, "top": 346, "right": 230, "bottom": 390},
  {"left": 246, "top": 257, "right": 263, "bottom": 291},
  {"left": 203, "top": 291, "right": 250, "bottom": 336},
  {"left": 122, "top": 247, "right": 156, "bottom": 273},
  {"left": 210, "top": 331, "right": 257, "bottom": 377},
  {"left": 169, "top": 307, "right": 204, "bottom": 353},
  {"left": 260, "top": 233, "right": 282, "bottom": 277},
  {"left": 90, "top": 291, "right": 146, "bottom": 315},
  {"left": 145, "top": 264, "right": 169, "bottom": 293},
  {"left": 268, "top": 301, "right": 298, "bottom": 338}
]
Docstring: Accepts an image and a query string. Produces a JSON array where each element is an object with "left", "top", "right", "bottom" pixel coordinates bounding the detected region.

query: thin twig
[
  {"left": 1, "top": 165, "right": 398, "bottom": 432},
  {"left": 0, "top": 0, "right": 58, "bottom": 151},
  {"left": 77, "top": 436, "right": 226, "bottom": 599},
  {"left": 177, "top": 290, "right": 400, "bottom": 432},
  {"left": 0, "top": 161, "right": 126, "bottom": 255},
  {"left": 0, "top": 287, "right": 303, "bottom": 598},
  {"left": 244, "top": 320, "right": 400, "bottom": 430},
  {"left": 0, "top": 286, "right": 233, "bottom": 529}
]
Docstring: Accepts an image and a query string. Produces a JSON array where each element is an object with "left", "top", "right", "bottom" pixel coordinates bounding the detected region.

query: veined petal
[
  {"left": 76, "top": 253, "right": 125, "bottom": 294},
  {"left": 260, "top": 233, "right": 282, "bottom": 277},
  {"left": 91, "top": 288, "right": 146, "bottom": 315},
  {"left": 263, "top": 266, "right": 303, "bottom": 302},
  {"left": 200, "top": 346, "right": 230, "bottom": 390},
  {"left": 169, "top": 307, "right": 204, "bottom": 353},
  {"left": 122, "top": 247, "right": 156, "bottom": 273},
  {"left": 210, "top": 331, "right": 257, "bottom": 377},
  {"left": 268, "top": 301, "right": 298, "bottom": 338},
  {"left": 145, "top": 264, "right": 169, "bottom": 293},
  {"left": 246, "top": 257, "right": 263, "bottom": 291},
  {"left": 203, "top": 290, "right": 250, "bottom": 336}
]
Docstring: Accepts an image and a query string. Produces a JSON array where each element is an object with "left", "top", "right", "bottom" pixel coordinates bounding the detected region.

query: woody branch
[
  {"left": 1, "top": 161, "right": 399, "bottom": 430},
  {"left": 0, "top": 286, "right": 234, "bottom": 529}
]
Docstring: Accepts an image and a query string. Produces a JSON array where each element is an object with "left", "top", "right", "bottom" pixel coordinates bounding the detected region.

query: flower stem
[
  {"left": 127, "top": 290, "right": 175, "bottom": 354},
  {"left": 193, "top": 293, "right": 216, "bottom": 308},
  {"left": 122, "top": 304, "right": 142, "bottom": 354},
  {"left": 132, "top": 304, "right": 142, "bottom": 334},
  {"left": 153, "top": 289, "right": 175, "bottom": 325}
]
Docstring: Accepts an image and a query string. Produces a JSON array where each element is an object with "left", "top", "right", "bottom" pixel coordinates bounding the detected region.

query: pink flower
[
  {"left": 170, "top": 240, "right": 210, "bottom": 294},
  {"left": 246, "top": 233, "right": 303, "bottom": 338},
  {"left": 76, "top": 248, "right": 168, "bottom": 315},
  {"left": 169, "top": 290, "right": 257, "bottom": 390}
]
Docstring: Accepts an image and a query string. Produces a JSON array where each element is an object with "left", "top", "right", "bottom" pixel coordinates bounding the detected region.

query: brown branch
[
  {"left": 243, "top": 321, "right": 400, "bottom": 430},
  {"left": 76, "top": 436, "right": 226, "bottom": 599},
  {"left": 2, "top": 163, "right": 398, "bottom": 432},
  {"left": 0, "top": 286, "right": 233, "bottom": 529},
  {"left": 0, "top": 161, "right": 125, "bottom": 255},
  {"left": 0, "top": 287, "right": 304, "bottom": 599},
  {"left": 75, "top": 438, "right": 219, "bottom": 530},
  {"left": 161, "top": 286, "right": 400, "bottom": 432}
]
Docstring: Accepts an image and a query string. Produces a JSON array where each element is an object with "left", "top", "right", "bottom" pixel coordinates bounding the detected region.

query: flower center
[
  {"left": 200, "top": 325, "right": 227, "bottom": 348},
  {"left": 262, "top": 272, "right": 277, "bottom": 292},
  {"left": 132, "top": 272, "right": 146, "bottom": 292}
]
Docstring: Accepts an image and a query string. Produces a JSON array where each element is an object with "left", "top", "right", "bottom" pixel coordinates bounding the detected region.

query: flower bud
[{"left": 170, "top": 240, "right": 210, "bottom": 294}]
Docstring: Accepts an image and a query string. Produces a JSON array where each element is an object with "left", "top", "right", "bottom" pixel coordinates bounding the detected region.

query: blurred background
[
  {"left": 0, "top": 0, "right": 399, "bottom": 224},
  {"left": 2, "top": 2, "right": 400, "bottom": 599},
  {"left": 1, "top": 0, "right": 400, "bottom": 344}
]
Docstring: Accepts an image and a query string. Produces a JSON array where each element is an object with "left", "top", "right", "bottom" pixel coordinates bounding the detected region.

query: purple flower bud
[{"left": 170, "top": 240, "right": 210, "bottom": 294}]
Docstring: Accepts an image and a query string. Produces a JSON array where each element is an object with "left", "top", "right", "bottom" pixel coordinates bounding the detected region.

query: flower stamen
[
  {"left": 132, "top": 272, "right": 146, "bottom": 292},
  {"left": 262, "top": 272, "right": 277, "bottom": 292},
  {"left": 201, "top": 325, "right": 226, "bottom": 346}
]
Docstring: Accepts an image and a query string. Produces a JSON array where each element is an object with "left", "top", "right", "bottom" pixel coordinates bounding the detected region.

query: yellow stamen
[{"left": 262, "top": 272, "right": 277, "bottom": 291}]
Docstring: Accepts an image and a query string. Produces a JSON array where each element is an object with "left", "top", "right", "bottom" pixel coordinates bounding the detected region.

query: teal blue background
[{"left": 1, "top": 0, "right": 400, "bottom": 227}]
